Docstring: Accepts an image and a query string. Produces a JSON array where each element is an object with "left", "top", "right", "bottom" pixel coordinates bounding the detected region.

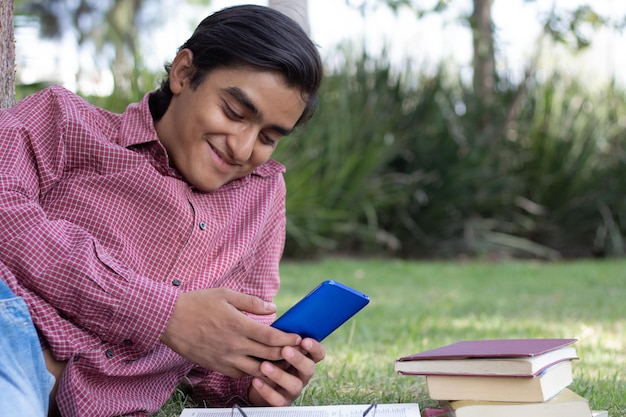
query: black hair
[{"left": 149, "top": 5, "right": 323, "bottom": 127}]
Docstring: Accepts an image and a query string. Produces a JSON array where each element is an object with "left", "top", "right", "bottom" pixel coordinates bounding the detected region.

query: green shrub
[{"left": 279, "top": 51, "right": 626, "bottom": 259}]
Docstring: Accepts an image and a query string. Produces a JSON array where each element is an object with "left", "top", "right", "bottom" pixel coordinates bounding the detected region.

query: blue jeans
[{"left": 0, "top": 279, "right": 55, "bottom": 417}]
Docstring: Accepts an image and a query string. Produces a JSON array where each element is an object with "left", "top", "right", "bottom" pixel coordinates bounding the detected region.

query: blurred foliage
[
  {"left": 14, "top": 0, "right": 162, "bottom": 99},
  {"left": 358, "top": 1, "right": 626, "bottom": 50},
  {"left": 274, "top": 50, "right": 424, "bottom": 255},
  {"left": 275, "top": 50, "right": 626, "bottom": 260}
]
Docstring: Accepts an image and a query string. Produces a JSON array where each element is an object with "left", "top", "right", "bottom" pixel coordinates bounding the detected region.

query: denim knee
[{"left": 0, "top": 279, "right": 55, "bottom": 417}]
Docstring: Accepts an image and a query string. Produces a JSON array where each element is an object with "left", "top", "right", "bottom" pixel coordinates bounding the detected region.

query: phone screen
[{"left": 271, "top": 280, "right": 370, "bottom": 341}]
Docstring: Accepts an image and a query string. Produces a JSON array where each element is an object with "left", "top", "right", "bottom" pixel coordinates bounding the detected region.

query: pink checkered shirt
[{"left": 0, "top": 85, "right": 286, "bottom": 416}]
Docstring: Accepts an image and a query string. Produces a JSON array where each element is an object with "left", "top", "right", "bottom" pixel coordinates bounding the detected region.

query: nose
[{"left": 227, "top": 128, "right": 257, "bottom": 164}]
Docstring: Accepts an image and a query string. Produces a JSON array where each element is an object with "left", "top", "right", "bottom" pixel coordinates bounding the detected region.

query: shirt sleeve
[
  {"left": 186, "top": 367, "right": 254, "bottom": 407},
  {"left": 0, "top": 90, "right": 179, "bottom": 354}
]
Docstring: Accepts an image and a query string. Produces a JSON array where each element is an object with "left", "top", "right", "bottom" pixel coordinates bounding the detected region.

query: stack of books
[{"left": 394, "top": 338, "right": 608, "bottom": 417}]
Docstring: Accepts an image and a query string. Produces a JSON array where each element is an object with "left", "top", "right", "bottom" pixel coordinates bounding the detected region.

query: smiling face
[{"left": 154, "top": 49, "right": 307, "bottom": 193}]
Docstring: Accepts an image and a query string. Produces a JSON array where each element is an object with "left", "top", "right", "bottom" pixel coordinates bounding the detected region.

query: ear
[{"left": 169, "top": 48, "right": 194, "bottom": 95}]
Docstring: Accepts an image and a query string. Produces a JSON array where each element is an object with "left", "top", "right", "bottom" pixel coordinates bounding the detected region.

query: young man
[{"left": 0, "top": 5, "right": 324, "bottom": 417}]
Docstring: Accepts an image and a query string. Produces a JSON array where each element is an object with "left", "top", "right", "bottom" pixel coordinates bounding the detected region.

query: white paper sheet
[{"left": 180, "top": 403, "right": 421, "bottom": 417}]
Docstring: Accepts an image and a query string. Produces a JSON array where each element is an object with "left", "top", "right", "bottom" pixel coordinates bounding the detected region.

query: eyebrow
[{"left": 223, "top": 86, "right": 294, "bottom": 136}]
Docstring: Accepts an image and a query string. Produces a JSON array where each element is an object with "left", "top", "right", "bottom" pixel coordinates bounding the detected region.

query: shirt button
[
  {"left": 123, "top": 339, "right": 133, "bottom": 346},
  {"left": 105, "top": 349, "right": 114, "bottom": 359},
  {"left": 172, "top": 279, "right": 182, "bottom": 287},
  {"left": 199, "top": 221, "right": 207, "bottom": 230}
]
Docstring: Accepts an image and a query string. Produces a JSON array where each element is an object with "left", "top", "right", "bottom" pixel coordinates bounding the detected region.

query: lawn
[{"left": 157, "top": 258, "right": 626, "bottom": 417}]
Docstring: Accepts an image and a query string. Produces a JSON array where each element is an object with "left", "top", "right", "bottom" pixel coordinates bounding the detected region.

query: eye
[
  {"left": 222, "top": 103, "right": 243, "bottom": 121},
  {"left": 260, "top": 131, "right": 279, "bottom": 147}
]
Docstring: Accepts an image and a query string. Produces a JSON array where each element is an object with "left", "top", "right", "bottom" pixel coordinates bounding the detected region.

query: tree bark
[
  {"left": 470, "top": 0, "right": 495, "bottom": 109},
  {"left": 0, "top": 0, "right": 16, "bottom": 108},
  {"left": 269, "top": 0, "right": 310, "bottom": 35}
]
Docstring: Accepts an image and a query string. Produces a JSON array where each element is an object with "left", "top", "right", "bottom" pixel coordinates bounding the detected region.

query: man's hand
[
  {"left": 161, "top": 288, "right": 301, "bottom": 378},
  {"left": 248, "top": 337, "right": 326, "bottom": 406}
]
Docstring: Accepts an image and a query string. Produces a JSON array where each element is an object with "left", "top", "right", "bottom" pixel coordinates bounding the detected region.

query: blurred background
[{"left": 10, "top": 0, "right": 626, "bottom": 261}]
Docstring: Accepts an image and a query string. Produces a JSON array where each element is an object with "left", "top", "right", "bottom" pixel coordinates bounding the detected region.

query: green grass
[{"left": 156, "top": 258, "right": 626, "bottom": 416}]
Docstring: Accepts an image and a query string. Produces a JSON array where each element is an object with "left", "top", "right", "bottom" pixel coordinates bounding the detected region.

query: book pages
[{"left": 181, "top": 403, "right": 421, "bottom": 417}]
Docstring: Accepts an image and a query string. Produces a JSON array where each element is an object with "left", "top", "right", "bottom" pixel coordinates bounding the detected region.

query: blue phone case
[{"left": 271, "top": 280, "right": 370, "bottom": 341}]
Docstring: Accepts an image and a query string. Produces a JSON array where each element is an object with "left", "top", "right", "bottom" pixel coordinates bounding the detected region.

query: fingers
[
  {"left": 300, "top": 337, "right": 326, "bottom": 363},
  {"left": 226, "top": 289, "right": 277, "bottom": 316},
  {"left": 161, "top": 288, "right": 300, "bottom": 378},
  {"left": 249, "top": 339, "right": 326, "bottom": 406},
  {"left": 252, "top": 359, "right": 302, "bottom": 407}
]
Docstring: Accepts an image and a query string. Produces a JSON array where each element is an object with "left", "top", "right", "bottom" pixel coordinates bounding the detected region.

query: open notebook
[{"left": 180, "top": 403, "right": 421, "bottom": 417}]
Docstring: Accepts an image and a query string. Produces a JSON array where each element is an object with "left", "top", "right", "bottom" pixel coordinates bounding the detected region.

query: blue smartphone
[{"left": 271, "top": 280, "right": 370, "bottom": 341}]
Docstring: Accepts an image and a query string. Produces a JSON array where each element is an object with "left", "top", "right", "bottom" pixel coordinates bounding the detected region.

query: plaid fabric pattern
[{"left": 0, "top": 85, "right": 286, "bottom": 417}]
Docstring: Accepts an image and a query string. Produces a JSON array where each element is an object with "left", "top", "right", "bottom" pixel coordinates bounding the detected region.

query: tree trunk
[
  {"left": 470, "top": 0, "right": 495, "bottom": 109},
  {"left": 269, "top": 0, "right": 310, "bottom": 35},
  {"left": 0, "top": 0, "right": 16, "bottom": 108}
]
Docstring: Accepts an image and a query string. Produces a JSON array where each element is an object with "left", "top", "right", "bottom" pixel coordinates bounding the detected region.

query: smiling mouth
[{"left": 209, "top": 143, "right": 239, "bottom": 168}]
